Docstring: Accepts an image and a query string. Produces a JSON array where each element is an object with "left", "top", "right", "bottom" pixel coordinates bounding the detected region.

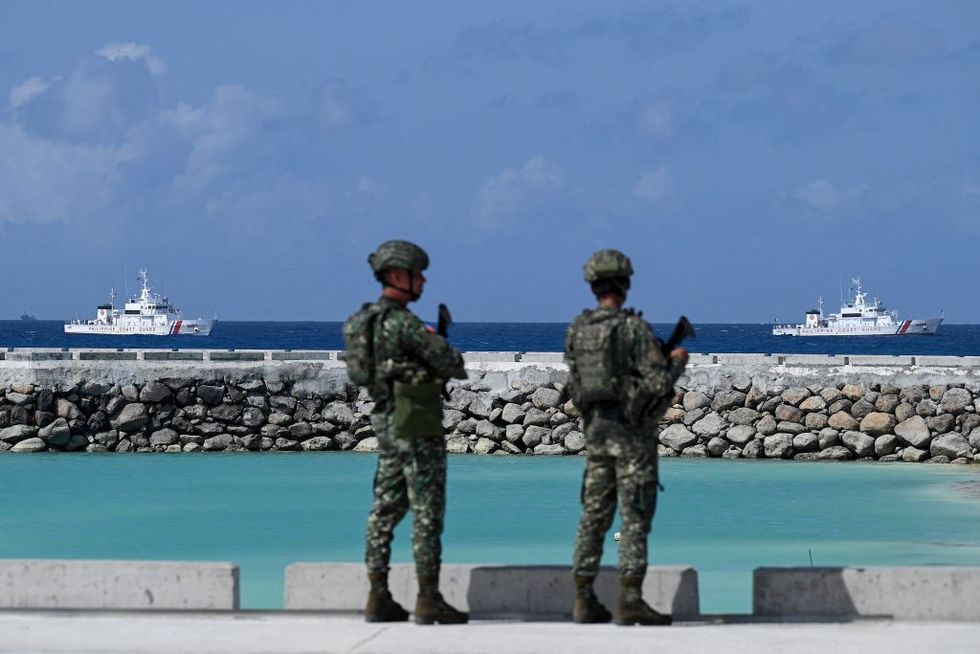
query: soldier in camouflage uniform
[
  {"left": 344, "top": 240, "right": 469, "bottom": 625},
  {"left": 564, "top": 249, "right": 688, "bottom": 626}
]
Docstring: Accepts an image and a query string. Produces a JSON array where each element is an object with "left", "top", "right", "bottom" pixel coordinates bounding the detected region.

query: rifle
[
  {"left": 659, "top": 315, "right": 695, "bottom": 357},
  {"left": 437, "top": 303, "right": 452, "bottom": 338}
]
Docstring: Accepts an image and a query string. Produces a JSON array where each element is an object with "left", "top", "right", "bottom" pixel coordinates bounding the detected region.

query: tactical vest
[
  {"left": 568, "top": 310, "right": 627, "bottom": 406},
  {"left": 341, "top": 303, "right": 388, "bottom": 386}
]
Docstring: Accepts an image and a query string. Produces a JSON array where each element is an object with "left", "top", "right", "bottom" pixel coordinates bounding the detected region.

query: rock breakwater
[{"left": 1, "top": 350, "right": 979, "bottom": 462}]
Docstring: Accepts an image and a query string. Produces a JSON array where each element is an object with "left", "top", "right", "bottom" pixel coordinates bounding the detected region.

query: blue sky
[{"left": 0, "top": 1, "right": 977, "bottom": 322}]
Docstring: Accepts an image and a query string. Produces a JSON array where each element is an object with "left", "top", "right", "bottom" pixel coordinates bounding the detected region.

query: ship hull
[
  {"left": 65, "top": 319, "right": 214, "bottom": 336},
  {"left": 773, "top": 317, "right": 942, "bottom": 337}
]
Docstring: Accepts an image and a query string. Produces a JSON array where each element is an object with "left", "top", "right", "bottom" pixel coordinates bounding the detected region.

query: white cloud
[
  {"left": 782, "top": 178, "right": 871, "bottom": 217},
  {"left": 9, "top": 76, "right": 53, "bottom": 108},
  {"left": 96, "top": 42, "right": 167, "bottom": 75},
  {"left": 473, "top": 156, "right": 564, "bottom": 225},
  {"left": 633, "top": 167, "right": 675, "bottom": 204}
]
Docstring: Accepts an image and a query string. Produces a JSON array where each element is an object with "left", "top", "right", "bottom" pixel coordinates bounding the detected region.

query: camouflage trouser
[
  {"left": 572, "top": 410, "right": 658, "bottom": 578},
  {"left": 365, "top": 426, "right": 446, "bottom": 577}
]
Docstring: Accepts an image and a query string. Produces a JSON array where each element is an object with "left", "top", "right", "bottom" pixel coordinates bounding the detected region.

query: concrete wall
[
  {"left": 754, "top": 567, "right": 980, "bottom": 621},
  {"left": 0, "top": 560, "right": 239, "bottom": 610},
  {"left": 284, "top": 563, "right": 699, "bottom": 618}
]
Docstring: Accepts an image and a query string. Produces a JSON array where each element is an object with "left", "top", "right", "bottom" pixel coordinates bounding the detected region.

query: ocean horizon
[{"left": 2, "top": 320, "right": 979, "bottom": 356}]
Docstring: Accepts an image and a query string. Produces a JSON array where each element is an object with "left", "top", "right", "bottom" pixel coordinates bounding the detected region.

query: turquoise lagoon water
[{"left": 1, "top": 454, "right": 979, "bottom": 614}]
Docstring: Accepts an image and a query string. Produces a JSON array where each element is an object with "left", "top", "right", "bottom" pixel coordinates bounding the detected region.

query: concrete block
[
  {"left": 270, "top": 351, "right": 334, "bottom": 360},
  {"left": 519, "top": 352, "right": 565, "bottom": 364},
  {"left": 715, "top": 354, "right": 776, "bottom": 366},
  {"left": 6, "top": 351, "right": 72, "bottom": 361},
  {"left": 285, "top": 563, "right": 699, "bottom": 618},
  {"left": 915, "top": 356, "right": 980, "bottom": 368},
  {"left": 781, "top": 354, "right": 846, "bottom": 366},
  {"left": 687, "top": 354, "right": 716, "bottom": 365},
  {"left": 847, "top": 355, "right": 914, "bottom": 366},
  {"left": 462, "top": 352, "right": 519, "bottom": 363},
  {"left": 0, "top": 560, "right": 239, "bottom": 610},
  {"left": 754, "top": 566, "right": 980, "bottom": 621},
  {"left": 78, "top": 351, "right": 139, "bottom": 361},
  {"left": 142, "top": 351, "right": 205, "bottom": 361},
  {"left": 208, "top": 351, "right": 265, "bottom": 362}
]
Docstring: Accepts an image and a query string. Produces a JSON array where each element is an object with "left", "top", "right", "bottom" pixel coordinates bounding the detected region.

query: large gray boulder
[
  {"left": 902, "top": 446, "right": 929, "bottom": 462},
  {"left": 756, "top": 414, "right": 777, "bottom": 436},
  {"left": 523, "top": 408, "right": 550, "bottom": 427},
  {"left": 683, "top": 391, "right": 710, "bottom": 411},
  {"left": 301, "top": 436, "right": 334, "bottom": 451},
  {"left": 931, "top": 433, "right": 972, "bottom": 459},
  {"left": 323, "top": 402, "right": 355, "bottom": 427},
  {"left": 534, "top": 443, "right": 566, "bottom": 456},
  {"left": 149, "top": 429, "right": 179, "bottom": 447},
  {"left": 111, "top": 403, "right": 149, "bottom": 433},
  {"left": 37, "top": 417, "right": 71, "bottom": 447},
  {"left": 940, "top": 388, "right": 972, "bottom": 415},
  {"left": 927, "top": 414, "right": 955, "bottom": 435},
  {"left": 842, "top": 431, "right": 875, "bottom": 458},
  {"left": 828, "top": 411, "right": 859, "bottom": 431},
  {"left": 726, "top": 425, "right": 756, "bottom": 445},
  {"left": 850, "top": 399, "right": 875, "bottom": 420},
  {"left": 799, "top": 396, "right": 827, "bottom": 412},
  {"left": 692, "top": 412, "right": 725, "bottom": 437},
  {"left": 522, "top": 426, "right": 552, "bottom": 449},
  {"left": 894, "top": 416, "right": 932, "bottom": 448},
  {"left": 774, "top": 404, "right": 803, "bottom": 424},
  {"left": 706, "top": 437, "right": 729, "bottom": 457},
  {"left": 564, "top": 431, "right": 586, "bottom": 453},
  {"left": 742, "top": 439, "right": 764, "bottom": 459},
  {"left": 530, "top": 387, "right": 562, "bottom": 410},
  {"left": 781, "top": 387, "right": 811, "bottom": 406},
  {"left": 473, "top": 437, "right": 497, "bottom": 455},
  {"left": 660, "top": 424, "right": 698, "bottom": 451},
  {"left": 196, "top": 385, "right": 225, "bottom": 406},
  {"left": 792, "top": 432, "right": 819, "bottom": 452},
  {"left": 859, "top": 412, "right": 896, "bottom": 437},
  {"left": 804, "top": 413, "right": 829, "bottom": 430},
  {"left": 818, "top": 428, "right": 840, "bottom": 449},
  {"left": 10, "top": 437, "right": 46, "bottom": 452},
  {"left": 711, "top": 391, "right": 745, "bottom": 412},
  {"left": 501, "top": 403, "right": 526, "bottom": 424},
  {"left": 817, "top": 446, "right": 853, "bottom": 461},
  {"left": 763, "top": 434, "right": 794, "bottom": 459},
  {"left": 139, "top": 382, "right": 172, "bottom": 403},
  {"left": 5, "top": 392, "right": 32, "bottom": 406},
  {"left": 874, "top": 434, "right": 898, "bottom": 458},
  {"left": 1, "top": 424, "right": 36, "bottom": 444},
  {"left": 468, "top": 393, "right": 494, "bottom": 418},
  {"left": 728, "top": 407, "right": 760, "bottom": 426}
]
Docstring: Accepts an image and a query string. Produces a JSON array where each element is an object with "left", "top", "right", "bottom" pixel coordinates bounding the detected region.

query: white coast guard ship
[
  {"left": 65, "top": 270, "right": 214, "bottom": 336},
  {"left": 772, "top": 278, "right": 942, "bottom": 337}
]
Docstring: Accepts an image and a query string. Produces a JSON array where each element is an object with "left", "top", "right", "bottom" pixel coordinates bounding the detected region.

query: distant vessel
[
  {"left": 20, "top": 312, "right": 36, "bottom": 321},
  {"left": 65, "top": 270, "right": 214, "bottom": 336},
  {"left": 773, "top": 278, "right": 942, "bottom": 337}
]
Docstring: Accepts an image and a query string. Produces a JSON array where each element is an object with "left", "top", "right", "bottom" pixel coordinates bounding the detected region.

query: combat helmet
[
  {"left": 583, "top": 249, "right": 633, "bottom": 283},
  {"left": 368, "top": 240, "right": 429, "bottom": 279}
]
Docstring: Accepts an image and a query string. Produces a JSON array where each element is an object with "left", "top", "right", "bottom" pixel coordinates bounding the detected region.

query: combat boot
[
  {"left": 572, "top": 575, "right": 611, "bottom": 624},
  {"left": 615, "top": 575, "right": 672, "bottom": 626},
  {"left": 364, "top": 571, "right": 409, "bottom": 622},
  {"left": 414, "top": 574, "right": 469, "bottom": 625}
]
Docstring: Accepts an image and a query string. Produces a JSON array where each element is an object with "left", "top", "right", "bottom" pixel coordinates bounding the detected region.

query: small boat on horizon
[
  {"left": 65, "top": 270, "right": 215, "bottom": 336},
  {"left": 773, "top": 278, "right": 942, "bottom": 337},
  {"left": 20, "top": 312, "right": 37, "bottom": 321}
]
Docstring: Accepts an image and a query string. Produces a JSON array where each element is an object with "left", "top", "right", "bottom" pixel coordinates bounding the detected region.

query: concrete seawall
[
  {"left": 1, "top": 559, "right": 979, "bottom": 622},
  {"left": 1, "top": 349, "right": 978, "bottom": 461}
]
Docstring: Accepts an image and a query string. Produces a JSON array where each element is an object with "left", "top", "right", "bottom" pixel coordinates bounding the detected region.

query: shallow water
[{"left": 0, "top": 454, "right": 978, "bottom": 613}]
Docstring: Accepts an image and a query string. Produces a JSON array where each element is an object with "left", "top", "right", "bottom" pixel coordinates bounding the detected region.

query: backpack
[
  {"left": 568, "top": 310, "right": 626, "bottom": 406},
  {"left": 342, "top": 303, "right": 387, "bottom": 385}
]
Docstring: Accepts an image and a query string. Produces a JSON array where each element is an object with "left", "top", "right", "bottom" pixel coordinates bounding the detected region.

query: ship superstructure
[
  {"left": 773, "top": 278, "right": 941, "bottom": 337},
  {"left": 65, "top": 270, "right": 214, "bottom": 336}
]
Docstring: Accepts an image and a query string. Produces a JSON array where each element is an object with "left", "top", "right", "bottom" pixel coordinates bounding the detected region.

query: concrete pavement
[{"left": 1, "top": 612, "right": 978, "bottom": 654}]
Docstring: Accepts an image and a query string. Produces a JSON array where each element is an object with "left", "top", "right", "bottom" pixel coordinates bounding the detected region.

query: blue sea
[{"left": 2, "top": 320, "right": 979, "bottom": 355}]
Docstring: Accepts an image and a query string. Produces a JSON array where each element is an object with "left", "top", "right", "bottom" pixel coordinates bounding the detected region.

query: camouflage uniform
[
  {"left": 566, "top": 307, "right": 684, "bottom": 578},
  {"left": 363, "top": 296, "right": 466, "bottom": 577}
]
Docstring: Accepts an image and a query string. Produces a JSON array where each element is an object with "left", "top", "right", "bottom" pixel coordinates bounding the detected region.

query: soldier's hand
[{"left": 669, "top": 347, "right": 689, "bottom": 365}]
